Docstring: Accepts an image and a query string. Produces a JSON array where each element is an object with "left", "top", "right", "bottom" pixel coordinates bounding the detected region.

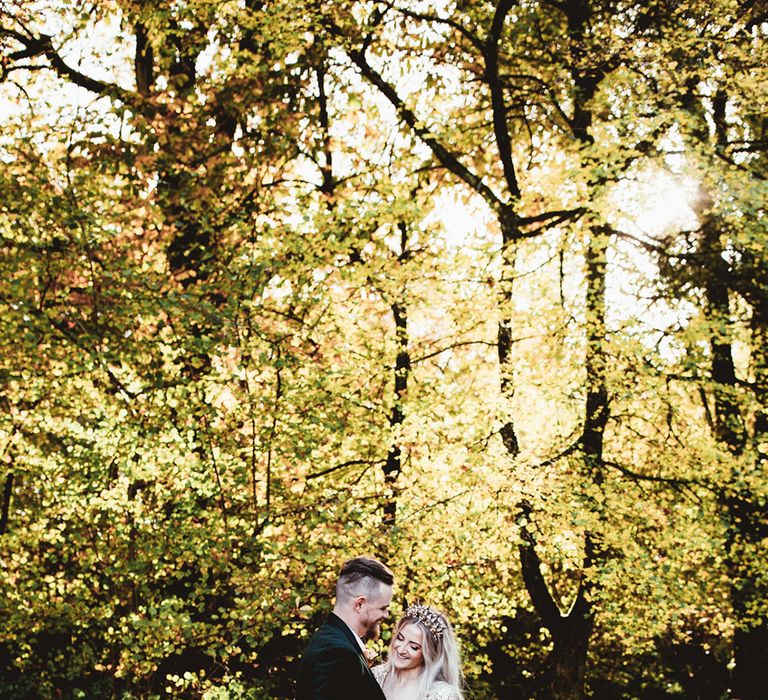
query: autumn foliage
[{"left": 1, "top": 1, "right": 766, "bottom": 699}]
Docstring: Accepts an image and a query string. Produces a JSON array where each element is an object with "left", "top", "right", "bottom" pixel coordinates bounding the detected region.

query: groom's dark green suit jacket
[{"left": 295, "top": 612, "right": 385, "bottom": 700}]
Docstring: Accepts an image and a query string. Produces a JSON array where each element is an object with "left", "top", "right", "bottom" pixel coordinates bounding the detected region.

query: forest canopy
[{"left": 1, "top": 1, "right": 766, "bottom": 698}]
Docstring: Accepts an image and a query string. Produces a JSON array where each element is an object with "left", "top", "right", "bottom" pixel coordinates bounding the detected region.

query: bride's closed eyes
[{"left": 396, "top": 631, "right": 422, "bottom": 651}]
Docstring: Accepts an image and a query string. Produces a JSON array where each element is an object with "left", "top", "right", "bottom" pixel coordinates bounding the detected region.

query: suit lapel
[
  {"left": 325, "top": 613, "right": 384, "bottom": 698},
  {"left": 327, "top": 612, "right": 365, "bottom": 656}
]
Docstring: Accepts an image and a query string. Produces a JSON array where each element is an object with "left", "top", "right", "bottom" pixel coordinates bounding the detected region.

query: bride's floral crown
[{"left": 404, "top": 604, "right": 448, "bottom": 640}]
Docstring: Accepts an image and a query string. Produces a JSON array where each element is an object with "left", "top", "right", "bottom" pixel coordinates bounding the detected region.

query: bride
[{"left": 372, "top": 604, "right": 465, "bottom": 700}]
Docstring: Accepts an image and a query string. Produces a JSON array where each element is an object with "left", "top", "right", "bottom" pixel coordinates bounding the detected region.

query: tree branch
[
  {"left": 410, "top": 339, "right": 496, "bottom": 364},
  {"left": 379, "top": 1, "right": 485, "bottom": 52},
  {"left": 484, "top": 0, "right": 521, "bottom": 199},
  {"left": 1, "top": 27, "right": 131, "bottom": 101},
  {"left": 517, "top": 500, "right": 563, "bottom": 628},
  {"left": 306, "top": 459, "right": 383, "bottom": 481},
  {"left": 345, "top": 47, "right": 505, "bottom": 216},
  {"left": 603, "top": 459, "right": 703, "bottom": 489},
  {"left": 519, "top": 207, "right": 586, "bottom": 234}
]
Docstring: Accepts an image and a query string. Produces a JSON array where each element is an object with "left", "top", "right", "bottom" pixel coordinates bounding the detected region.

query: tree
[
  {"left": 609, "top": 1, "right": 768, "bottom": 693},
  {"left": 328, "top": 1, "right": 689, "bottom": 696},
  {"left": 2, "top": 1, "right": 767, "bottom": 698}
]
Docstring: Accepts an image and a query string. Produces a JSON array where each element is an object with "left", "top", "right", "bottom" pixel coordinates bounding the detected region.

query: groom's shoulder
[
  {"left": 313, "top": 615, "right": 344, "bottom": 638},
  {"left": 305, "top": 616, "right": 355, "bottom": 652}
]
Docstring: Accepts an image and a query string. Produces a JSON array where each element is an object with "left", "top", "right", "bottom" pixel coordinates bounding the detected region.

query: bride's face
[{"left": 391, "top": 622, "right": 424, "bottom": 672}]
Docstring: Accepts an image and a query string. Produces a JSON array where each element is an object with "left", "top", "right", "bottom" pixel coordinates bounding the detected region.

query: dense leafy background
[{"left": 1, "top": 1, "right": 766, "bottom": 698}]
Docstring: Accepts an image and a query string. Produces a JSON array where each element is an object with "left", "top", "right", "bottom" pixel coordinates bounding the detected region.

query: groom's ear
[{"left": 353, "top": 596, "right": 367, "bottom": 612}]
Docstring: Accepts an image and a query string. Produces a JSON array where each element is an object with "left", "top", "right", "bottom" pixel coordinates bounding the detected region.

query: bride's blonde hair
[{"left": 381, "top": 606, "right": 465, "bottom": 700}]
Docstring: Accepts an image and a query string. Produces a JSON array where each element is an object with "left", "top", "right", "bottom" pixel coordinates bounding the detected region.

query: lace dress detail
[
  {"left": 371, "top": 666, "right": 459, "bottom": 700},
  {"left": 372, "top": 664, "right": 387, "bottom": 685},
  {"left": 425, "top": 681, "right": 460, "bottom": 700}
]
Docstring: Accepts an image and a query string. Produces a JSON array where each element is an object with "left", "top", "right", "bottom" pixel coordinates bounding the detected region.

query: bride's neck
[{"left": 394, "top": 665, "right": 423, "bottom": 685}]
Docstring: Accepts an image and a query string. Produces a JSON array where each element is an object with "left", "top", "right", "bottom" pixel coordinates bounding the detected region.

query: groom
[{"left": 295, "top": 556, "right": 394, "bottom": 700}]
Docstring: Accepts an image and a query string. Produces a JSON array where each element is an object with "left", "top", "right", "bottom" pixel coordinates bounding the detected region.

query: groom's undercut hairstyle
[{"left": 336, "top": 556, "right": 394, "bottom": 604}]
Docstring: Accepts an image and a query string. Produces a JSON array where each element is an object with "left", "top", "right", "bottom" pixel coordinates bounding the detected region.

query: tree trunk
[
  {"left": 696, "top": 214, "right": 768, "bottom": 697},
  {"left": 732, "top": 624, "right": 768, "bottom": 700},
  {"left": 383, "top": 223, "right": 411, "bottom": 525},
  {"left": 519, "top": 521, "right": 595, "bottom": 700},
  {"left": 383, "top": 298, "right": 408, "bottom": 524},
  {"left": 0, "top": 471, "right": 12, "bottom": 535},
  {"left": 547, "top": 618, "right": 593, "bottom": 700},
  {"left": 526, "top": 226, "right": 607, "bottom": 699},
  {"left": 729, "top": 298, "right": 768, "bottom": 698}
]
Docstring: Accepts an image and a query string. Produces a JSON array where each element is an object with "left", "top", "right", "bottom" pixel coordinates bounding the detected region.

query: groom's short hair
[{"left": 336, "top": 556, "right": 394, "bottom": 603}]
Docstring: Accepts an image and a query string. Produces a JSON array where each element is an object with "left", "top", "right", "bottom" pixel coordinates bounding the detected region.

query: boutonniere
[{"left": 362, "top": 646, "right": 379, "bottom": 668}]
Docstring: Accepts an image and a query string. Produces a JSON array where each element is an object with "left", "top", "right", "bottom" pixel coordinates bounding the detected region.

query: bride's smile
[
  {"left": 391, "top": 625, "right": 425, "bottom": 672},
  {"left": 372, "top": 604, "right": 464, "bottom": 700}
]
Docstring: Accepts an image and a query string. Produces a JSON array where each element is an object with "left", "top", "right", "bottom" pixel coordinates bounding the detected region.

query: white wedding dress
[{"left": 372, "top": 664, "right": 461, "bottom": 700}]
